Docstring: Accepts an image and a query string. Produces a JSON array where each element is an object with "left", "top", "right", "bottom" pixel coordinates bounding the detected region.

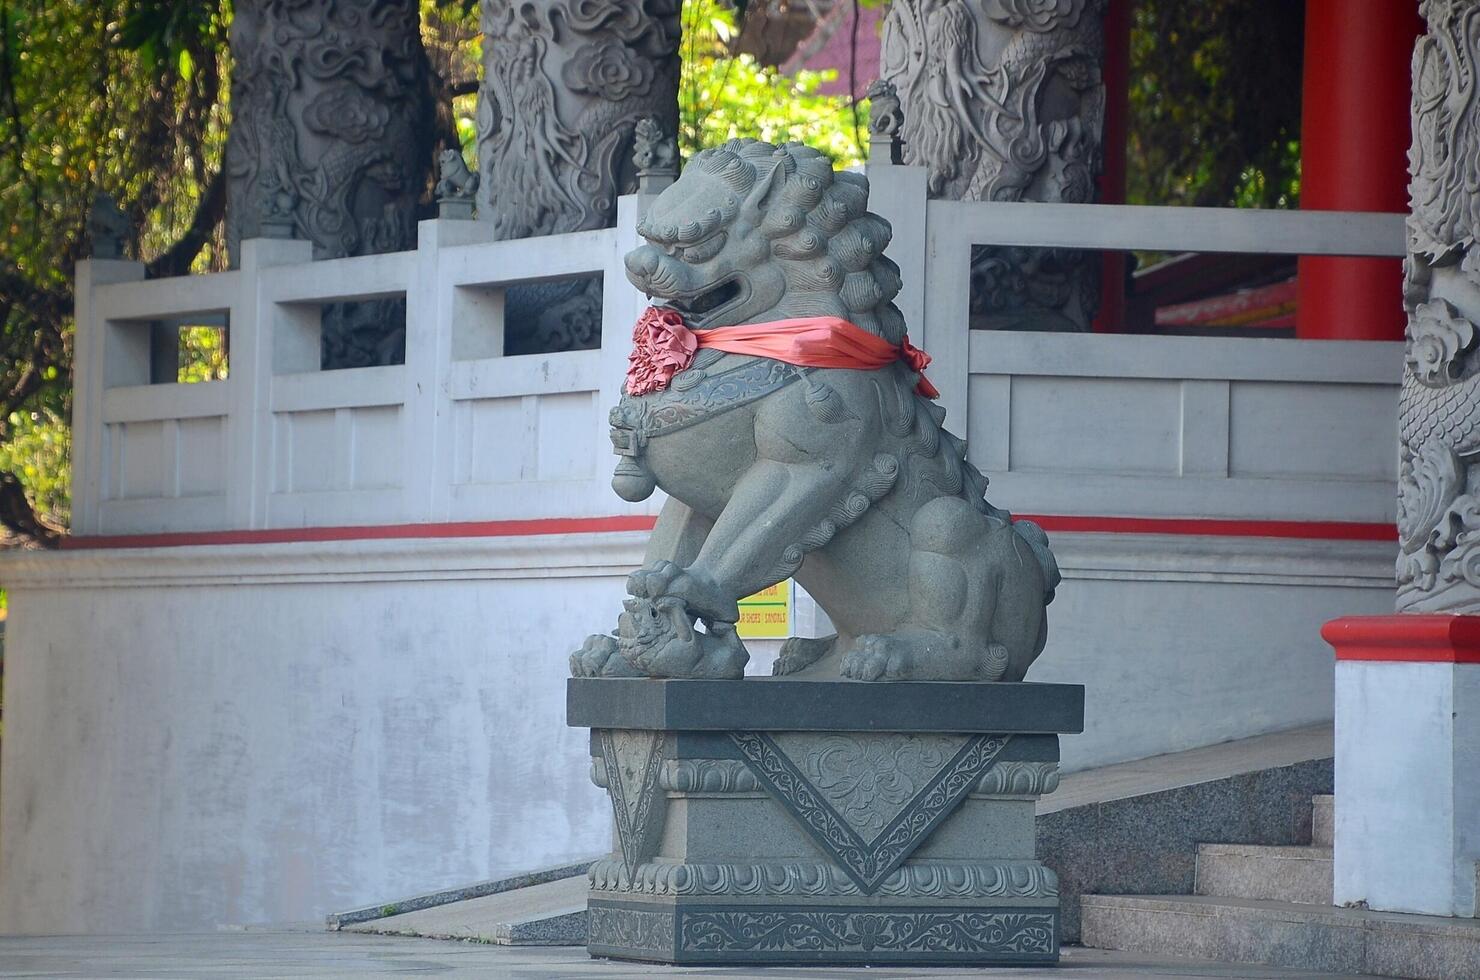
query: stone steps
[
  {"left": 1195, "top": 842, "right": 1332, "bottom": 906},
  {"left": 1080, "top": 893, "right": 1480, "bottom": 980},
  {"left": 1311, "top": 793, "right": 1334, "bottom": 846}
]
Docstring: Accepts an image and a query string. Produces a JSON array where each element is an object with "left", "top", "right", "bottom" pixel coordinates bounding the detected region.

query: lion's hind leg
[{"left": 839, "top": 495, "right": 1047, "bottom": 682}]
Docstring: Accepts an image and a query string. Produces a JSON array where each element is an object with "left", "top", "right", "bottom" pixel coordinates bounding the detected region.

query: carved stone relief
[
  {"left": 477, "top": 0, "right": 680, "bottom": 354},
  {"left": 588, "top": 856, "right": 1058, "bottom": 899},
  {"left": 226, "top": 0, "right": 433, "bottom": 368},
  {"left": 881, "top": 0, "right": 1106, "bottom": 332},
  {"left": 597, "top": 728, "right": 669, "bottom": 874},
  {"left": 731, "top": 730, "right": 1013, "bottom": 893},
  {"left": 1398, "top": 0, "right": 1480, "bottom": 613}
]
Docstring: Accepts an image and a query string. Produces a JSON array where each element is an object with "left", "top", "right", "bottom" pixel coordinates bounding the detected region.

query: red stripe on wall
[
  {"left": 61, "top": 514, "right": 1395, "bottom": 550},
  {"left": 1015, "top": 515, "right": 1394, "bottom": 542},
  {"left": 60, "top": 515, "right": 661, "bottom": 550}
]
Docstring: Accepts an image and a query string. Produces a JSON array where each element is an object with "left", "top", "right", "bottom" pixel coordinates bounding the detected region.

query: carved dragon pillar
[
  {"left": 475, "top": 0, "right": 681, "bottom": 354},
  {"left": 1323, "top": 0, "right": 1480, "bottom": 921},
  {"left": 881, "top": 0, "right": 1107, "bottom": 332},
  {"left": 226, "top": 0, "right": 433, "bottom": 368},
  {"left": 1398, "top": 0, "right": 1480, "bottom": 614}
]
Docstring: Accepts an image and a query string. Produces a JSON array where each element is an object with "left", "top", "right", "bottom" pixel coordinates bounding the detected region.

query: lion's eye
[{"left": 680, "top": 231, "right": 726, "bottom": 265}]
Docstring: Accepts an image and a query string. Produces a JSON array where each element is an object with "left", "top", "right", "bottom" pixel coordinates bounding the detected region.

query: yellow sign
[{"left": 737, "top": 580, "right": 792, "bottom": 639}]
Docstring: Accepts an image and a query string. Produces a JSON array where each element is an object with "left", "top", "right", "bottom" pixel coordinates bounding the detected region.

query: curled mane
[{"left": 683, "top": 138, "right": 908, "bottom": 344}]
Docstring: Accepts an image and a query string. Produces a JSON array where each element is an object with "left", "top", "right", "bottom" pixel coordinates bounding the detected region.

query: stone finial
[
  {"left": 87, "top": 193, "right": 131, "bottom": 260},
  {"left": 866, "top": 79, "right": 904, "bottom": 165},
  {"left": 435, "top": 148, "right": 479, "bottom": 220},
  {"left": 633, "top": 116, "right": 679, "bottom": 194},
  {"left": 257, "top": 170, "right": 298, "bottom": 239}
]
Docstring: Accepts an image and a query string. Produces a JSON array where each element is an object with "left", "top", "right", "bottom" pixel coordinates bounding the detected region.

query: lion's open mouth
[{"left": 660, "top": 274, "right": 749, "bottom": 328}]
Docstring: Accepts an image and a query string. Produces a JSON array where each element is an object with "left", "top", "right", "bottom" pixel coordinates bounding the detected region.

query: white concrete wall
[
  {"left": 0, "top": 527, "right": 1393, "bottom": 933},
  {"left": 1334, "top": 660, "right": 1480, "bottom": 917}
]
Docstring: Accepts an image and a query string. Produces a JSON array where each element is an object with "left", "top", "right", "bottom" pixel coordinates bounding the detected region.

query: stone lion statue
[{"left": 571, "top": 138, "right": 1058, "bottom": 682}]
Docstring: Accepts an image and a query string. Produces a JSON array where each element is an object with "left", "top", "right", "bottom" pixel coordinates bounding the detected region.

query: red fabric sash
[{"left": 627, "top": 308, "right": 938, "bottom": 399}]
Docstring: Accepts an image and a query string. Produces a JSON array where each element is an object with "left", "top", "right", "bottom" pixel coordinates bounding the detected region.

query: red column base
[{"left": 1321, "top": 614, "right": 1480, "bottom": 663}]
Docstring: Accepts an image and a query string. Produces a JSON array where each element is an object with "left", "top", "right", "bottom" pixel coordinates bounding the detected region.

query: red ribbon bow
[{"left": 626, "top": 307, "right": 940, "bottom": 400}]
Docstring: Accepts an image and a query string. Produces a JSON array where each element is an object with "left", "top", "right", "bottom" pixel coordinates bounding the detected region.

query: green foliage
[
  {"left": 0, "top": 407, "right": 69, "bottom": 527},
  {"left": 1127, "top": 0, "right": 1304, "bottom": 209},
  {"left": 0, "top": 0, "right": 232, "bottom": 542},
  {"left": 680, "top": 0, "right": 865, "bottom": 167},
  {"left": 178, "top": 325, "right": 229, "bottom": 383}
]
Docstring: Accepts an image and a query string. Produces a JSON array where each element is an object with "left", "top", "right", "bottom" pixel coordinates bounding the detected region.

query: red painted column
[
  {"left": 1092, "top": 0, "right": 1130, "bottom": 333},
  {"left": 1295, "top": 0, "right": 1422, "bottom": 340}
]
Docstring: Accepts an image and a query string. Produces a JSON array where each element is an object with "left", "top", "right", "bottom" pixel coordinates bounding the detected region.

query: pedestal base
[
  {"left": 568, "top": 678, "right": 1084, "bottom": 966},
  {"left": 1324, "top": 615, "right": 1480, "bottom": 918}
]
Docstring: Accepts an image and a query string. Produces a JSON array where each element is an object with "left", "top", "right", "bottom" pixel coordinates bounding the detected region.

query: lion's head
[{"left": 624, "top": 139, "right": 906, "bottom": 342}]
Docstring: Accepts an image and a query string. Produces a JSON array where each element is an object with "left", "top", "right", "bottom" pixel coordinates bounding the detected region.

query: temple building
[{"left": 0, "top": 1, "right": 1474, "bottom": 975}]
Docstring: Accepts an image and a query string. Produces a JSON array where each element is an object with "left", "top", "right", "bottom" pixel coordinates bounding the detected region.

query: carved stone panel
[
  {"left": 597, "top": 729, "right": 669, "bottom": 874},
  {"left": 881, "top": 0, "right": 1106, "bottom": 332},
  {"left": 226, "top": 0, "right": 433, "bottom": 368},
  {"left": 477, "top": 0, "right": 680, "bottom": 354},
  {"left": 1398, "top": 0, "right": 1480, "bottom": 613},
  {"left": 731, "top": 731, "right": 1013, "bottom": 894}
]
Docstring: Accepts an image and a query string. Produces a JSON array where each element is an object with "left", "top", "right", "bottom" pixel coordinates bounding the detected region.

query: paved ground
[{"left": 0, "top": 930, "right": 1367, "bottom": 978}]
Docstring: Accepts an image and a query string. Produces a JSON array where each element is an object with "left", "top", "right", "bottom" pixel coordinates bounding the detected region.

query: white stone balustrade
[{"left": 71, "top": 172, "right": 1406, "bottom": 538}]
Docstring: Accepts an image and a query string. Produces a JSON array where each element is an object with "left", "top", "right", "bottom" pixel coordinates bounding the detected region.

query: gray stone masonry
[
  {"left": 571, "top": 677, "right": 1082, "bottom": 966},
  {"left": 1081, "top": 894, "right": 1480, "bottom": 980},
  {"left": 1194, "top": 843, "right": 1333, "bottom": 907},
  {"left": 1038, "top": 725, "right": 1334, "bottom": 943}
]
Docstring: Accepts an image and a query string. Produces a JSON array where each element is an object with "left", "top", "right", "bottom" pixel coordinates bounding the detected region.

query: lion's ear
[{"left": 742, "top": 160, "right": 786, "bottom": 220}]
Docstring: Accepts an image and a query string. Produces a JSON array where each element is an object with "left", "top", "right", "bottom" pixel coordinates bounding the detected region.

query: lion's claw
[
  {"left": 840, "top": 634, "right": 915, "bottom": 682},
  {"left": 569, "top": 633, "right": 642, "bottom": 677}
]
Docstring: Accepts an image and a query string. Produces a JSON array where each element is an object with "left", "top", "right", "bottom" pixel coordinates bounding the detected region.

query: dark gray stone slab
[
  {"left": 326, "top": 860, "right": 594, "bottom": 930},
  {"left": 567, "top": 678, "right": 1084, "bottom": 734},
  {"left": 1040, "top": 757, "right": 1333, "bottom": 943}
]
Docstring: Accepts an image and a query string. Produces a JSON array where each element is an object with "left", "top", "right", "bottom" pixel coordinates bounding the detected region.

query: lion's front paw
[
  {"left": 618, "top": 596, "right": 748, "bottom": 679},
  {"left": 570, "top": 633, "right": 643, "bottom": 677},
  {"left": 840, "top": 633, "right": 914, "bottom": 681},
  {"left": 626, "top": 560, "right": 739, "bottom": 623}
]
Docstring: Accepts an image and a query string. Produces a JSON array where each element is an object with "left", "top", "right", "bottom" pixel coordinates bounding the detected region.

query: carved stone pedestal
[{"left": 568, "top": 678, "right": 1084, "bottom": 965}]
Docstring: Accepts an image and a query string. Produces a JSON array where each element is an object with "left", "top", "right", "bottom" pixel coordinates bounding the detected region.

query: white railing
[
  {"left": 72, "top": 204, "right": 652, "bottom": 535},
  {"left": 70, "top": 161, "right": 1407, "bottom": 537}
]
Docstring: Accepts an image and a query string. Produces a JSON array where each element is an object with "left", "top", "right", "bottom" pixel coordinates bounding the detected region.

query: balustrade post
[
  {"left": 71, "top": 258, "right": 146, "bottom": 535},
  {"left": 415, "top": 218, "right": 497, "bottom": 523},
  {"left": 231, "top": 237, "right": 314, "bottom": 529}
]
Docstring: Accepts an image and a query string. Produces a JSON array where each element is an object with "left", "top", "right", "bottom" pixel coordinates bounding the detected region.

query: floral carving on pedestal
[
  {"left": 881, "top": 0, "right": 1105, "bottom": 332},
  {"left": 1398, "top": 0, "right": 1480, "bottom": 613},
  {"left": 732, "top": 731, "right": 1012, "bottom": 894}
]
